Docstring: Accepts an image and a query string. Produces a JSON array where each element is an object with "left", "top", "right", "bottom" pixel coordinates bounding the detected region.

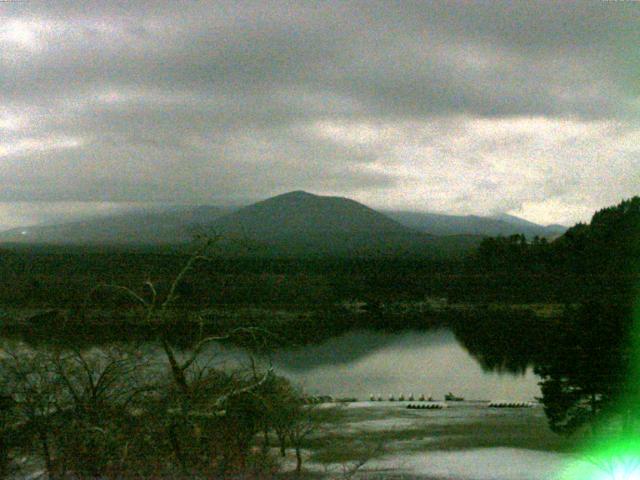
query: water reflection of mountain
[
  {"left": 266, "top": 327, "right": 542, "bottom": 401},
  {"left": 269, "top": 316, "right": 549, "bottom": 378},
  {"left": 1, "top": 310, "right": 551, "bottom": 378},
  {"left": 270, "top": 329, "right": 453, "bottom": 371}
]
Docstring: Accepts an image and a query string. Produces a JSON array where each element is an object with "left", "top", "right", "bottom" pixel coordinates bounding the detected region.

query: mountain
[
  {"left": 386, "top": 211, "right": 566, "bottom": 238},
  {"left": 493, "top": 213, "right": 567, "bottom": 238},
  {"left": 0, "top": 206, "right": 230, "bottom": 245},
  {"left": 211, "top": 191, "right": 410, "bottom": 238},
  {"left": 0, "top": 191, "right": 511, "bottom": 257},
  {"left": 208, "top": 191, "right": 480, "bottom": 257}
]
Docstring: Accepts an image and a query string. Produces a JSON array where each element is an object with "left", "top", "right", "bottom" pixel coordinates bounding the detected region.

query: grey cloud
[
  {"left": 0, "top": 121, "right": 394, "bottom": 203},
  {"left": 0, "top": 1, "right": 638, "bottom": 225},
  {"left": 3, "top": 1, "right": 637, "bottom": 117}
]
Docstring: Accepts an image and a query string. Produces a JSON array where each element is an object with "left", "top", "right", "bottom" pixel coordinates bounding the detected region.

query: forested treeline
[
  {"left": 469, "top": 197, "right": 640, "bottom": 440},
  {"left": 473, "top": 197, "right": 640, "bottom": 276}
]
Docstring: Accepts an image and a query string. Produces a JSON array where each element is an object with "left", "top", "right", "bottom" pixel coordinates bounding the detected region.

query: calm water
[{"left": 206, "top": 329, "right": 541, "bottom": 402}]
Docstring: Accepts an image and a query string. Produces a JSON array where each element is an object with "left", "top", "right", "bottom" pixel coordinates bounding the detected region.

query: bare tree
[
  {"left": 51, "top": 346, "right": 150, "bottom": 414},
  {"left": 50, "top": 346, "right": 153, "bottom": 478},
  {"left": 289, "top": 402, "right": 318, "bottom": 476},
  {"left": 86, "top": 237, "right": 273, "bottom": 400},
  {"left": 0, "top": 237, "right": 283, "bottom": 478},
  {"left": 83, "top": 237, "right": 275, "bottom": 475},
  {"left": 0, "top": 349, "right": 67, "bottom": 479}
]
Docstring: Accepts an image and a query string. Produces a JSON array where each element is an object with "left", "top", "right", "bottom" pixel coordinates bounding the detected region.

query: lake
[
  {"left": 205, "top": 328, "right": 542, "bottom": 402},
  {"left": 1, "top": 324, "right": 574, "bottom": 479}
]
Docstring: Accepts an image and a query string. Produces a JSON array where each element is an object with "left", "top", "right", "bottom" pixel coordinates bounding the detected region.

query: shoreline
[{"left": 0, "top": 301, "right": 559, "bottom": 349}]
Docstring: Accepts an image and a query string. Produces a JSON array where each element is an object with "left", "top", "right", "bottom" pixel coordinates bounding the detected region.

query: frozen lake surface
[
  {"left": 361, "top": 448, "right": 571, "bottom": 480},
  {"left": 283, "top": 401, "right": 575, "bottom": 479}
]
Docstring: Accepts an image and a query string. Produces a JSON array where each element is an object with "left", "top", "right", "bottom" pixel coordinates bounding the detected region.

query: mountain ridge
[
  {"left": 385, "top": 210, "right": 566, "bottom": 238},
  {"left": 0, "top": 191, "right": 565, "bottom": 254}
]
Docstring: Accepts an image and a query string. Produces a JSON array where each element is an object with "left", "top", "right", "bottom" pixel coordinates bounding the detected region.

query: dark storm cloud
[{"left": 0, "top": 1, "right": 638, "bottom": 226}]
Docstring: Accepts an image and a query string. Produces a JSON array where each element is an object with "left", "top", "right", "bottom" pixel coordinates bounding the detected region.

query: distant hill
[
  {"left": 3, "top": 191, "right": 567, "bottom": 257},
  {"left": 386, "top": 211, "right": 566, "bottom": 238},
  {"left": 0, "top": 206, "right": 230, "bottom": 245},
  {"left": 207, "top": 191, "right": 481, "bottom": 257},
  {"left": 493, "top": 213, "right": 567, "bottom": 238}
]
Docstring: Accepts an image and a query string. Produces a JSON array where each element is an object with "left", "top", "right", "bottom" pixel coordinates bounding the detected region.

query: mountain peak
[
  {"left": 272, "top": 190, "right": 316, "bottom": 200},
  {"left": 207, "top": 190, "right": 440, "bottom": 256}
]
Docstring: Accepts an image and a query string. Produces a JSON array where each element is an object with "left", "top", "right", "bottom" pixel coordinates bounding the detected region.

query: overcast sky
[{"left": 0, "top": 1, "right": 638, "bottom": 229}]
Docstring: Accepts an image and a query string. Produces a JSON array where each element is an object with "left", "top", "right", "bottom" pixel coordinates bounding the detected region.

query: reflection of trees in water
[
  {"left": 450, "top": 308, "right": 547, "bottom": 375},
  {"left": 535, "top": 302, "right": 634, "bottom": 436},
  {"left": 452, "top": 302, "right": 637, "bottom": 439}
]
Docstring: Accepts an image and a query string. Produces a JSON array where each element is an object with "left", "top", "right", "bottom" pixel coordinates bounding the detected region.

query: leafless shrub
[{"left": 0, "top": 238, "right": 309, "bottom": 479}]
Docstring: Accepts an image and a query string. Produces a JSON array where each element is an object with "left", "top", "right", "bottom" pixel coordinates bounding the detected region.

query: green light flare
[
  {"left": 561, "top": 437, "right": 640, "bottom": 480},
  {"left": 632, "top": 295, "right": 640, "bottom": 387},
  {"left": 560, "top": 282, "right": 640, "bottom": 479}
]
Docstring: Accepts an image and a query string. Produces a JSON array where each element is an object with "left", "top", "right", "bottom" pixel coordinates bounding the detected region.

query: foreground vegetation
[
  {"left": 0, "top": 343, "right": 323, "bottom": 479},
  {"left": 0, "top": 241, "right": 322, "bottom": 479}
]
